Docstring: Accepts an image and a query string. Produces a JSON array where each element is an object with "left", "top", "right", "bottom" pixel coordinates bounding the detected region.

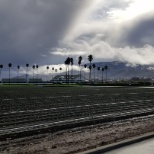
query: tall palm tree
[
  {"left": 92, "top": 64, "right": 96, "bottom": 82},
  {"left": 36, "top": 65, "right": 39, "bottom": 79},
  {"left": 65, "top": 57, "right": 71, "bottom": 84},
  {"left": 8, "top": 63, "right": 12, "bottom": 84},
  {"left": 52, "top": 67, "right": 54, "bottom": 79},
  {"left": 70, "top": 58, "right": 73, "bottom": 82},
  {"left": 97, "top": 67, "right": 100, "bottom": 81},
  {"left": 0, "top": 64, "right": 3, "bottom": 82},
  {"left": 78, "top": 56, "right": 82, "bottom": 82},
  {"left": 46, "top": 66, "right": 49, "bottom": 72},
  {"left": 46, "top": 66, "right": 49, "bottom": 82},
  {"left": 59, "top": 67, "right": 62, "bottom": 74},
  {"left": 101, "top": 67, "right": 104, "bottom": 83},
  {"left": 64, "top": 60, "right": 67, "bottom": 83},
  {"left": 88, "top": 55, "right": 93, "bottom": 81},
  {"left": 55, "top": 69, "right": 57, "bottom": 73},
  {"left": 17, "top": 65, "right": 20, "bottom": 81},
  {"left": 84, "top": 64, "right": 87, "bottom": 79},
  {"left": 32, "top": 65, "right": 35, "bottom": 83},
  {"left": 26, "top": 63, "right": 29, "bottom": 83},
  {"left": 104, "top": 65, "right": 108, "bottom": 82},
  {"left": 89, "top": 65, "right": 92, "bottom": 81}
]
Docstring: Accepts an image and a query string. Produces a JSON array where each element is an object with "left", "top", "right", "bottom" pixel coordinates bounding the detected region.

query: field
[{"left": 0, "top": 85, "right": 154, "bottom": 153}]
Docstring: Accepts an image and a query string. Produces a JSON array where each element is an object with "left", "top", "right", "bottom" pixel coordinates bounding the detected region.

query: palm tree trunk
[
  {"left": 66, "top": 66, "right": 67, "bottom": 83},
  {"left": 33, "top": 70, "right": 34, "bottom": 83},
  {"left": 80, "top": 65, "right": 81, "bottom": 83},
  {"left": 47, "top": 70, "right": 48, "bottom": 82},
  {"left": 37, "top": 68, "right": 38, "bottom": 80},
  {"left": 106, "top": 70, "right": 107, "bottom": 82},
  {"left": 89, "top": 69, "right": 90, "bottom": 82},
  {"left": 94, "top": 69, "right": 95, "bottom": 83},
  {"left": 9, "top": 68, "right": 10, "bottom": 84},
  {"left": 18, "top": 69, "right": 19, "bottom": 82},
  {"left": 71, "top": 65, "right": 73, "bottom": 83},
  {"left": 68, "top": 65, "right": 69, "bottom": 84},
  {"left": 89, "top": 62, "right": 91, "bottom": 82},
  {"left": 26, "top": 67, "right": 28, "bottom": 83},
  {"left": 0, "top": 69, "right": 1, "bottom": 83}
]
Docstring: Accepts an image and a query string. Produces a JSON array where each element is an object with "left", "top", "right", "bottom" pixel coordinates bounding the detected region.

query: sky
[{"left": 1, "top": 0, "right": 154, "bottom": 78}]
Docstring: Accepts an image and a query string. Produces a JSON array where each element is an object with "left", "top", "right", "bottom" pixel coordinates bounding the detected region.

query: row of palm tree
[
  {"left": 0, "top": 55, "right": 108, "bottom": 83},
  {"left": 84, "top": 64, "right": 108, "bottom": 82},
  {"left": 0, "top": 63, "right": 39, "bottom": 83},
  {"left": 64, "top": 54, "right": 108, "bottom": 83}
]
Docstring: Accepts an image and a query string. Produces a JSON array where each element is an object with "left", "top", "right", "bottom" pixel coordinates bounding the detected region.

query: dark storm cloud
[{"left": 0, "top": 0, "right": 88, "bottom": 67}]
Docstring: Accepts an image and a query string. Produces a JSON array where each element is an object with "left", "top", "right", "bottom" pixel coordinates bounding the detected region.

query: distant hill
[
  {"left": 84, "top": 61, "right": 154, "bottom": 80},
  {"left": 11, "top": 62, "right": 154, "bottom": 80}
]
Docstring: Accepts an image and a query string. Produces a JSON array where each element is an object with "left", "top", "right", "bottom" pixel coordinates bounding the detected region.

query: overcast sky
[{"left": 1, "top": 0, "right": 154, "bottom": 77}]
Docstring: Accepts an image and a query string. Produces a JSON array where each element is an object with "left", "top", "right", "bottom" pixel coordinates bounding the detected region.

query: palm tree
[
  {"left": 101, "top": 67, "right": 104, "bottom": 83},
  {"left": 67, "top": 57, "right": 71, "bottom": 84},
  {"left": 97, "top": 67, "right": 100, "bottom": 81},
  {"left": 88, "top": 55, "right": 93, "bottom": 81},
  {"left": 78, "top": 56, "right": 82, "bottom": 82},
  {"left": 46, "top": 66, "right": 49, "bottom": 72},
  {"left": 17, "top": 65, "right": 20, "bottom": 81},
  {"left": 59, "top": 67, "right": 62, "bottom": 74},
  {"left": 84, "top": 64, "right": 87, "bottom": 69},
  {"left": 70, "top": 58, "right": 73, "bottom": 82},
  {"left": 32, "top": 65, "right": 35, "bottom": 83},
  {"left": 55, "top": 69, "right": 57, "bottom": 74},
  {"left": 64, "top": 60, "right": 67, "bottom": 83},
  {"left": 52, "top": 67, "right": 54, "bottom": 79},
  {"left": 65, "top": 57, "right": 71, "bottom": 84},
  {"left": 26, "top": 63, "right": 29, "bottom": 83},
  {"left": 89, "top": 65, "right": 92, "bottom": 81},
  {"left": 0, "top": 64, "right": 3, "bottom": 82},
  {"left": 8, "top": 63, "right": 12, "bottom": 84},
  {"left": 104, "top": 65, "right": 108, "bottom": 82},
  {"left": 46, "top": 66, "right": 49, "bottom": 82},
  {"left": 92, "top": 64, "right": 96, "bottom": 82},
  {"left": 36, "top": 65, "right": 39, "bottom": 79},
  {"left": 84, "top": 64, "right": 87, "bottom": 79}
]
